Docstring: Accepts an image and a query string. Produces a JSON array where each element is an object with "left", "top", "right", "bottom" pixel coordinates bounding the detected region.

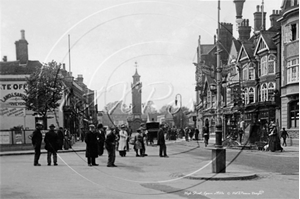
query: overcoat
[
  {"left": 44, "top": 130, "right": 59, "bottom": 153},
  {"left": 157, "top": 128, "right": 165, "bottom": 145},
  {"left": 32, "top": 128, "right": 43, "bottom": 148},
  {"left": 85, "top": 131, "right": 98, "bottom": 158},
  {"left": 118, "top": 130, "right": 128, "bottom": 151},
  {"left": 134, "top": 133, "right": 143, "bottom": 149}
]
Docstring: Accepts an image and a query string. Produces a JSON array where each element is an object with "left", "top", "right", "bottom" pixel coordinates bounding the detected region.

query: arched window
[
  {"left": 261, "top": 83, "right": 267, "bottom": 101},
  {"left": 268, "top": 54, "right": 276, "bottom": 74},
  {"left": 261, "top": 55, "right": 268, "bottom": 76},
  {"left": 249, "top": 87, "right": 255, "bottom": 103},
  {"left": 268, "top": 82, "right": 275, "bottom": 101}
]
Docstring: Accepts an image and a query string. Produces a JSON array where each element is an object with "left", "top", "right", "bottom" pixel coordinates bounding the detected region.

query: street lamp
[{"left": 211, "top": 0, "right": 245, "bottom": 174}]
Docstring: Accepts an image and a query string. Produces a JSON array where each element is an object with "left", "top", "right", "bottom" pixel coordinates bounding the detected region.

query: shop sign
[
  {"left": 0, "top": 107, "right": 25, "bottom": 117},
  {"left": 0, "top": 131, "right": 11, "bottom": 144}
]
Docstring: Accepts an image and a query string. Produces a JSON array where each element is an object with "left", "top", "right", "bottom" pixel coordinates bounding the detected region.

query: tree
[{"left": 23, "top": 61, "right": 64, "bottom": 128}]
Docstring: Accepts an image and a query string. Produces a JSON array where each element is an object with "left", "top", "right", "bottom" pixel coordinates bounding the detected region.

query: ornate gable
[
  {"left": 254, "top": 35, "right": 269, "bottom": 55},
  {"left": 237, "top": 45, "right": 249, "bottom": 62}
]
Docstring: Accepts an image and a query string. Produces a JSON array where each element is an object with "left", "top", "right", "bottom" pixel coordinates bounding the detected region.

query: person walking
[
  {"left": 85, "top": 124, "right": 99, "bottom": 166},
  {"left": 269, "top": 123, "right": 283, "bottom": 152},
  {"left": 184, "top": 127, "right": 189, "bottom": 141},
  {"left": 281, "top": 128, "right": 289, "bottom": 147},
  {"left": 105, "top": 127, "right": 117, "bottom": 167},
  {"left": 157, "top": 124, "right": 168, "bottom": 157},
  {"left": 31, "top": 122, "right": 43, "bottom": 166},
  {"left": 96, "top": 124, "right": 106, "bottom": 156},
  {"left": 44, "top": 124, "right": 59, "bottom": 166},
  {"left": 134, "top": 128, "right": 144, "bottom": 157},
  {"left": 118, "top": 124, "right": 128, "bottom": 157},
  {"left": 57, "top": 127, "right": 64, "bottom": 150},
  {"left": 203, "top": 124, "right": 209, "bottom": 147},
  {"left": 195, "top": 128, "right": 199, "bottom": 141}
]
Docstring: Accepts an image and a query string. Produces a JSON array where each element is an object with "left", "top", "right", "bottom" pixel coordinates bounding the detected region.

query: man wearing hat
[
  {"left": 105, "top": 127, "right": 118, "bottom": 167},
  {"left": 96, "top": 123, "right": 105, "bottom": 156},
  {"left": 118, "top": 124, "right": 128, "bottom": 157},
  {"left": 157, "top": 124, "right": 168, "bottom": 157},
  {"left": 85, "top": 124, "right": 99, "bottom": 166},
  {"left": 44, "top": 124, "right": 59, "bottom": 166},
  {"left": 32, "top": 122, "right": 43, "bottom": 166}
]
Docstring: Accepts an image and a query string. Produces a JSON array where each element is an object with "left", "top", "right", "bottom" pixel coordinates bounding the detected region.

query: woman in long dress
[{"left": 268, "top": 124, "right": 283, "bottom": 152}]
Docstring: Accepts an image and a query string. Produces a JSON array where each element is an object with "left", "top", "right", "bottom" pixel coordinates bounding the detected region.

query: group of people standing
[{"left": 31, "top": 123, "right": 65, "bottom": 166}]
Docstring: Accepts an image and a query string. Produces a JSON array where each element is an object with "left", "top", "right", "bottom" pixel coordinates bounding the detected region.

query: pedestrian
[
  {"left": 184, "top": 127, "right": 189, "bottom": 141},
  {"left": 81, "top": 127, "right": 86, "bottom": 142},
  {"left": 268, "top": 123, "right": 283, "bottom": 152},
  {"left": 118, "top": 124, "right": 128, "bottom": 157},
  {"left": 281, "top": 128, "right": 289, "bottom": 147},
  {"left": 57, "top": 127, "right": 64, "bottom": 150},
  {"left": 85, "top": 124, "right": 99, "bottom": 166},
  {"left": 141, "top": 127, "right": 148, "bottom": 156},
  {"left": 195, "top": 128, "right": 199, "bottom": 141},
  {"left": 189, "top": 128, "right": 194, "bottom": 140},
  {"left": 105, "top": 127, "right": 117, "bottom": 167},
  {"left": 203, "top": 124, "right": 209, "bottom": 147},
  {"left": 44, "top": 124, "right": 59, "bottom": 166},
  {"left": 134, "top": 128, "right": 144, "bottom": 157},
  {"left": 31, "top": 122, "right": 43, "bottom": 166},
  {"left": 96, "top": 124, "right": 106, "bottom": 156},
  {"left": 238, "top": 128, "right": 244, "bottom": 144},
  {"left": 157, "top": 124, "right": 168, "bottom": 157}
]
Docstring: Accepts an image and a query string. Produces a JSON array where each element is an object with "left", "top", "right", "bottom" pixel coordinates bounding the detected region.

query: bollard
[{"left": 289, "top": 137, "right": 293, "bottom": 146}]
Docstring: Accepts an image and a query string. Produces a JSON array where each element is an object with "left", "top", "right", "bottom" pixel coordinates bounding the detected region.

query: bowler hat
[
  {"left": 89, "top": 124, "right": 95, "bottom": 128},
  {"left": 49, "top": 124, "right": 55, "bottom": 128},
  {"left": 97, "top": 123, "right": 103, "bottom": 129}
]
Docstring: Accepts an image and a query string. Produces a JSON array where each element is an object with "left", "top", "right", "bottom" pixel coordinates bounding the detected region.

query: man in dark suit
[
  {"left": 157, "top": 124, "right": 168, "bottom": 157},
  {"left": 44, "top": 124, "right": 59, "bottom": 166},
  {"left": 105, "top": 127, "right": 118, "bottom": 167},
  {"left": 32, "top": 122, "right": 43, "bottom": 166},
  {"left": 85, "top": 124, "right": 99, "bottom": 166}
]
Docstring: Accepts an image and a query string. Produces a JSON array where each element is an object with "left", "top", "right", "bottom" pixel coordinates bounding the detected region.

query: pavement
[{"left": 1, "top": 137, "right": 298, "bottom": 182}]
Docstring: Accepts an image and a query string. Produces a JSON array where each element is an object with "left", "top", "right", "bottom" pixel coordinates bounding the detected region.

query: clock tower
[
  {"left": 131, "top": 62, "right": 142, "bottom": 118},
  {"left": 128, "top": 62, "right": 145, "bottom": 132}
]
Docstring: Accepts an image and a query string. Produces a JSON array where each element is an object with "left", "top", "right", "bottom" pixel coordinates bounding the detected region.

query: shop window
[{"left": 289, "top": 101, "right": 299, "bottom": 128}]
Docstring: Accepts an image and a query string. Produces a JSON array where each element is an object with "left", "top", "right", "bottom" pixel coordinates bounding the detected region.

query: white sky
[{"left": 1, "top": 0, "right": 282, "bottom": 111}]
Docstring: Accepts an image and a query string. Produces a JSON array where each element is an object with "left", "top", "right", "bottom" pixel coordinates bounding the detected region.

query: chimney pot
[
  {"left": 21, "top": 30, "right": 25, "bottom": 40},
  {"left": 2, "top": 56, "right": 7, "bottom": 62},
  {"left": 257, "top": 5, "right": 260, "bottom": 12}
]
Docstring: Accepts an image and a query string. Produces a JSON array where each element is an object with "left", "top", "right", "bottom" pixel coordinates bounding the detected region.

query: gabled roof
[
  {"left": 201, "top": 44, "right": 216, "bottom": 55},
  {"left": 237, "top": 42, "right": 254, "bottom": 62},
  {"left": 0, "top": 60, "right": 42, "bottom": 75},
  {"left": 253, "top": 31, "right": 277, "bottom": 55}
]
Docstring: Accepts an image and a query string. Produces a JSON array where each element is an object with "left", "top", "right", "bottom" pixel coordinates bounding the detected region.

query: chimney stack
[
  {"left": 270, "top": 10, "right": 281, "bottom": 30},
  {"left": 76, "top": 74, "right": 84, "bottom": 84},
  {"left": 2, "top": 56, "right": 7, "bottom": 62},
  {"left": 253, "top": 5, "right": 266, "bottom": 32},
  {"left": 15, "top": 30, "right": 28, "bottom": 64},
  {"left": 238, "top": 19, "right": 251, "bottom": 41}
]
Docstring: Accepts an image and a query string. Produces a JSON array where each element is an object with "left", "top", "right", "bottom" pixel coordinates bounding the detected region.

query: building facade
[{"left": 277, "top": 0, "right": 299, "bottom": 137}]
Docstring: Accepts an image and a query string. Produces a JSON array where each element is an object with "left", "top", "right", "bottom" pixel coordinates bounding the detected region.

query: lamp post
[
  {"left": 212, "top": 0, "right": 226, "bottom": 173},
  {"left": 175, "top": 94, "right": 183, "bottom": 128},
  {"left": 211, "top": 0, "right": 245, "bottom": 174}
]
